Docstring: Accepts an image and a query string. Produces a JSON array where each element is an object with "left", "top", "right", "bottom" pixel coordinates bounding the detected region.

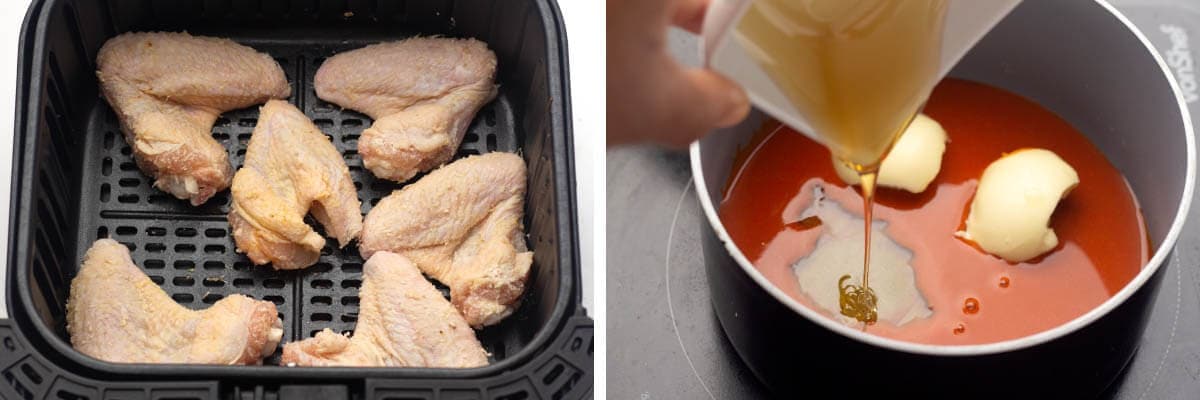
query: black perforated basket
[{"left": 0, "top": 0, "right": 591, "bottom": 399}]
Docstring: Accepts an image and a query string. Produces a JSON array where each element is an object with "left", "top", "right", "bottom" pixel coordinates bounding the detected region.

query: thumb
[{"left": 658, "top": 67, "right": 751, "bottom": 146}]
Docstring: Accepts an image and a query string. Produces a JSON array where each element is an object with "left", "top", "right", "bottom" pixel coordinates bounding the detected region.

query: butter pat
[
  {"left": 958, "top": 149, "right": 1079, "bottom": 263},
  {"left": 834, "top": 114, "right": 948, "bottom": 193}
]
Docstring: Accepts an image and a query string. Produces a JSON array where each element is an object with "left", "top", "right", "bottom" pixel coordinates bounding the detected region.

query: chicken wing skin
[
  {"left": 281, "top": 251, "right": 488, "bottom": 367},
  {"left": 97, "top": 32, "right": 291, "bottom": 205},
  {"left": 314, "top": 37, "right": 497, "bottom": 182},
  {"left": 66, "top": 239, "right": 283, "bottom": 364},
  {"left": 359, "top": 153, "right": 532, "bottom": 328},
  {"left": 229, "top": 100, "right": 363, "bottom": 270}
]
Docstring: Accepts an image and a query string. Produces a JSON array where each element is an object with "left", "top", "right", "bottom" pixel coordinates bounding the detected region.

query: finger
[
  {"left": 672, "top": 0, "right": 709, "bottom": 34},
  {"left": 655, "top": 66, "right": 751, "bottom": 146}
]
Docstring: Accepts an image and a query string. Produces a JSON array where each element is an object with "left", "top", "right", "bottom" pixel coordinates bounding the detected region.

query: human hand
[{"left": 606, "top": 0, "right": 751, "bottom": 147}]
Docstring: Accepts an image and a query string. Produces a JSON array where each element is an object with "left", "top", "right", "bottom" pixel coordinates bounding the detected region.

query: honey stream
[{"left": 735, "top": 0, "right": 949, "bottom": 325}]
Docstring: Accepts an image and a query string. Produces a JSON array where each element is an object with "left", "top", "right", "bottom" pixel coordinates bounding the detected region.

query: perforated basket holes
[
  {"left": 98, "top": 220, "right": 296, "bottom": 364},
  {"left": 299, "top": 249, "right": 362, "bottom": 340},
  {"left": 77, "top": 38, "right": 527, "bottom": 366}
]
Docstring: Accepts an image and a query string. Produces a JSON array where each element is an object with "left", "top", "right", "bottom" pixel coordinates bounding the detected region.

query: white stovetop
[{"left": 0, "top": 0, "right": 601, "bottom": 318}]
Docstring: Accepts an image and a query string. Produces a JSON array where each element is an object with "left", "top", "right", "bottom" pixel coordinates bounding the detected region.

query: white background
[{"left": 0, "top": 0, "right": 605, "bottom": 351}]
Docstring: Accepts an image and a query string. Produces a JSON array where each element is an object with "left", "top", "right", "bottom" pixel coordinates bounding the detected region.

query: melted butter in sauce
[
  {"left": 719, "top": 79, "right": 1149, "bottom": 345},
  {"left": 787, "top": 183, "right": 932, "bottom": 328}
]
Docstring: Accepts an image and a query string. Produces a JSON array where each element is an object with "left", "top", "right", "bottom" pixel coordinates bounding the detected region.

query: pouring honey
[{"left": 704, "top": 0, "right": 1020, "bottom": 325}]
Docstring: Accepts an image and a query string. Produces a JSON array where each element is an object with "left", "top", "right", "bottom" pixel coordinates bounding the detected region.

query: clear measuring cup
[{"left": 702, "top": 0, "right": 1021, "bottom": 168}]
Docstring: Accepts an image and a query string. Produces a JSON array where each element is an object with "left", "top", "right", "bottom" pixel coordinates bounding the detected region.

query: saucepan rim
[{"left": 687, "top": 0, "right": 1197, "bottom": 357}]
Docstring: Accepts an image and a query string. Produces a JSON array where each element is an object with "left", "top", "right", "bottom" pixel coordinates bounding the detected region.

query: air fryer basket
[{"left": 1, "top": 0, "right": 591, "bottom": 398}]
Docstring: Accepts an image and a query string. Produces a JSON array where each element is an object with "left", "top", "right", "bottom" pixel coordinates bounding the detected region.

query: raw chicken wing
[
  {"left": 314, "top": 37, "right": 497, "bottom": 182},
  {"left": 97, "top": 32, "right": 290, "bottom": 205},
  {"left": 281, "top": 251, "right": 488, "bottom": 367},
  {"left": 360, "top": 153, "right": 532, "bottom": 327},
  {"left": 229, "top": 100, "right": 362, "bottom": 270},
  {"left": 66, "top": 239, "right": 283, "bottom": 364}
]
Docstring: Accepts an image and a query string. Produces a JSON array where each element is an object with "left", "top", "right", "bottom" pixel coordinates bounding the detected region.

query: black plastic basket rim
[{"left": 6, "top": 0, "right": 581, "bottom": 380}]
